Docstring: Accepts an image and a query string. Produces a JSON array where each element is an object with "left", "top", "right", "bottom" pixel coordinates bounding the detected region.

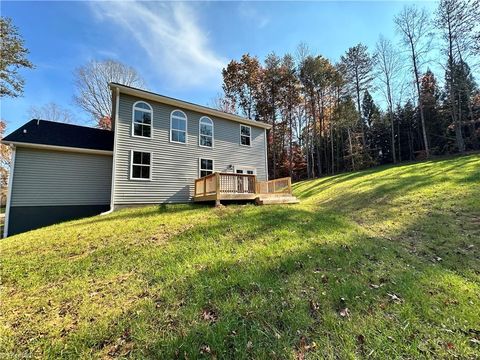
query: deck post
[
  {"left": 288, "top": 177, "right": 292, "bottom": 194},
  {"left": 215, "top": 172, "right": 221, "bottom": 207}
]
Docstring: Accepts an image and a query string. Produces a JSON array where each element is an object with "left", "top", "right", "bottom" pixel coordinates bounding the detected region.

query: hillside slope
[{"left": 1, "top": 155, "right": 479, "bottom": 359}]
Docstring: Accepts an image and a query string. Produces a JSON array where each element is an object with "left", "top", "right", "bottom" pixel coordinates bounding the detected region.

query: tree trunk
[
  {"left": 410, "top": 41, "right": 429, "bottom": 158},
  {"left": 347, "top": 128, "right": 355, "bottom": 170}
]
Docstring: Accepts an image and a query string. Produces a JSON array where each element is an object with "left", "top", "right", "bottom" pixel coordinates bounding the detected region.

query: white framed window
[
  {"left": 199, "top": 116, "right": 214, "bottom": 148},
  {"left": 234, "top": 166, "right": 256, "bottom": 175},
  {"left": 240, "top": 124, "right": 251, "bottom": 146},
  {"left": 132, "top": 101, "right": 152, "bottom": 138},
  {"left": 170, "top": 110, "right": 187, "bottom": 144},
  {"left": 130, "top": 150, "right": 152, "bottom": 180},
  {"left": 199, "top": 158, "right": 214, "bottom": 178}
]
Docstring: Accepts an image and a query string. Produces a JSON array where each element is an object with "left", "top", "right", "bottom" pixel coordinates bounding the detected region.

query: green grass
[{"left": 1, "top": 155, "right": 479, "bottom": 359}]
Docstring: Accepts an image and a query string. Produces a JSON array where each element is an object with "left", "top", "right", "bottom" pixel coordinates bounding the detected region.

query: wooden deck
[{"left": 194, "top": 173, "right": 299, "bottom": 205}]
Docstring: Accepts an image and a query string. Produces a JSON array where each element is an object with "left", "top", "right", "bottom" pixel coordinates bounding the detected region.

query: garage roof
[{"left": 2, "top": 119, "right": 114, "bottom": 152}]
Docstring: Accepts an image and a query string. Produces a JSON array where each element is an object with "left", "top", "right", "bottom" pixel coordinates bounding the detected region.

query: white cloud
[
  {"left": 237, "top": 2, "right": 270, "bottom": 29},
  {"left": 89, "top": 1, "right": 226, "bottom": 88}
]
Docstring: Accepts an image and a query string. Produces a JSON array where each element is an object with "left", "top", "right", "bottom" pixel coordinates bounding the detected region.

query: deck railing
[{"left": 194, "top": 173, "right": 292, "bottom": 200}]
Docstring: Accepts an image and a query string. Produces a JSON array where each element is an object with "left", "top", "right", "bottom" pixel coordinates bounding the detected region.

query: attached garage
[{"left": 2, "top": 120, "right": 113, "bottom": 236}]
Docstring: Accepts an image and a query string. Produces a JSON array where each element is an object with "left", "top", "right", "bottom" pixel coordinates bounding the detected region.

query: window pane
[
  {"left": 133, "top": 151, "right": 141, "bottom": 164},
  {"left": 241, "top": 135, "right": 250, "bottom": 146},
  {"left": 200, "top": 123, "right": 212, "bottom": 136},
  {"left": 142, "top": 112, "right": 151, "bottom": 125},
  {"left": 134, "top": 110, "right": 151, "bottom": 125},
  {"left": 205, "top": 159, "right": 213, "bottom": 170},
  {"left": 177, "top": 130, "right": 186, "bottom": 143},
  {"left": 236, "top": 170, "right": 243, "bottom": 174},
  {"left": 247, "top": 170, "right": 254, "bottom": 174},
  {"left": 241, "top": 126, "right": 250, "bottom": 136},
  {"left": 172, "top": 130, "right": 178, "bottom": 142},
  {"left": 134, "top": 123, "right": 142, "bottom": 136},
  {"left": 141, "top": 152, "right": 150, "bottom": 164},
  {"left": 132, "top": 165, "right": 141, "bottom": 178},
  {"left": 201, "top": 170, "right": 212, "bottom": 178},
  {"left": 177, "top": 119, "right": 186, "bottom": 131},
  {"left": 135, "top": 102, "right": 151, "bottom": 110},
  {"left": 142, "top": 124, "right": 151, "bottom": 137},
  {"left": 172, "top": 110, "right": 185, "bottom": 119},
  {"left": 141, "top": 166, "right": 150, "bottom": 179},
  {"left": 172, "top": 118, "right": 186, "bottom": 131},
  {"left": 200, "top": 135, "right": 212, "bottom": 147},
  {"left": 201, "top": 159, "right": 207, "bottom": 169}
]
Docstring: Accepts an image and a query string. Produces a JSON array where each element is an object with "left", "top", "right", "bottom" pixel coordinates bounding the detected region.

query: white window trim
[
  {"left": 131, "top": 101, "right": 153, "bottom": 139},
  {"left": 240, "top": 124, "right": 251, "bottom": 147},
  {"left": 198, "top": 157, "right": 215, "bottom": 178},
  {"left": 199, "top": 116, "right": 214, "bottom": 149},
  {"left": 130, "top": 150, "right": 152, "bottom": 181},
  {"left": 233, "top": 165, "right": 256, "bottom": 175},
  {"left": 170, "top": 109, "right": 188, "bottom": 145}
]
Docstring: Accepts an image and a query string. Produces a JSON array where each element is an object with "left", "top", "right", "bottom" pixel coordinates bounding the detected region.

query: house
[{"left": 2, "top": 84, "right": 297, "bottom": 237}]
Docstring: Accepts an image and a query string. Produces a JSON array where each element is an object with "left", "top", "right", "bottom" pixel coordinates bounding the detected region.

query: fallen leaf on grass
[
  {"left": 200, "top": 345, "right": 211, "bottom": 354},
  {"left": 387, "top": 293, "right": 403, "bottom": 304},
  {"left": 201, "top": 308, "right": 218, "bottom": 324},
  {"left": 470, "top": 338, "right": 480, "bottom": 346}
]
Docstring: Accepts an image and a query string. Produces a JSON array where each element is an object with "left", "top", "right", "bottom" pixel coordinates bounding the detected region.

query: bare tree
[
  {"left": 208, "top": 93, "right": 236, "bottom": 114},
  {"left": 0, "top": 120, "right": 11, "bottom": 194},
  {"left": 394, "top": 5, "right": 432, "bottom": 158},
  {"left": 374, "top": 35, "right": 403, "bottom": 163},
  {"left": 435, "top": 0, "right": 478, "bottom": 152},
  {"left": 28, "top": 102, "right": 75, "bottom": 123},
  {"left": 73, "top": 59, "right": 146, "bottom": 129}
]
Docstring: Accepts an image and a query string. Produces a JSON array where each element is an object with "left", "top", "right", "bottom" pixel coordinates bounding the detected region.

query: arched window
[
  {"left": 170, "top": 110, "right": 187, "bottom": 144},
  {"left": 132, "top": 101, "right": 152, "bottom": 138},
  {"left": 199, "top": 116, "right": 213, "bottom": 148}
]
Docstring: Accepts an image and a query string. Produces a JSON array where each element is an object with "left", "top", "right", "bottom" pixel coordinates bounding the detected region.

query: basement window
[{"left": 131, "top": 151, "right": 152, "bottom": 180}]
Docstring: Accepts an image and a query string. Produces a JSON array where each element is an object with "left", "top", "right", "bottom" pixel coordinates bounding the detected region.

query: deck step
[{"left": 255, "top": 195, "right": 300, "bottom": 205}]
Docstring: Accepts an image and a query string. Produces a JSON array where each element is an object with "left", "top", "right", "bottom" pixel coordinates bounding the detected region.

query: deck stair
[{"left": 255, "top": 194, "right": 299, "bottom": 205}]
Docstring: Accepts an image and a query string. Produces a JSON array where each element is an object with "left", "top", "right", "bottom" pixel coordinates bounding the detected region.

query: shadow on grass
[{"left": 54, "top": 200, "right": 479, "bottom": 359}]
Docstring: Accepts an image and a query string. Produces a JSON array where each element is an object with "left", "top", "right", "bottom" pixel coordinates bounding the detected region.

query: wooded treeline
[{"left": 219, "top": 0, "right": 480, "bottom": 180}]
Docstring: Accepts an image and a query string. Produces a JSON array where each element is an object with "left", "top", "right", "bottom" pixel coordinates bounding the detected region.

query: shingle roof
[{"left": 2, "top": 119, "right": 114, "bottom": 151}]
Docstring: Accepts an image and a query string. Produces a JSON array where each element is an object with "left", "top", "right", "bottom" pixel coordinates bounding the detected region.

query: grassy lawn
[{"left": 1, "top": 155, "right": 479, "bottom": 359}]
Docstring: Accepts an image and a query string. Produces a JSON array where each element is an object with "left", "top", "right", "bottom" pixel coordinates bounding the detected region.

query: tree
[
  {"left": 28, "top": 102, "right": 75, "bottom": 123},
  {"left": 340, "top": 44, "right": 374, "bottom": 148},
  {"left": 435, "top": 0, "right": 478, "bottom": 152},
  {"left": 0, "top": 17, "right": 34, "bottom": 98},
  {"left": 394, "top": 5, "right": 432, "bottom": 157},
  {"left": 278, "top": 54, "right": 301, "bottom": 178},
  {"left": 222, "top": 54, "right": 262, "bottom": 120},
  {"left": 208, "top": 93, "right": 236, "bottom": 114},
  {"left": 374, "top": 35, "right": 402, "bottom": 163},
  {"left": 0, "top": 120, "right": 12, "bottom": 191},
  {"left": 73, "top": 59, "right": 146, "bottom": 129}
]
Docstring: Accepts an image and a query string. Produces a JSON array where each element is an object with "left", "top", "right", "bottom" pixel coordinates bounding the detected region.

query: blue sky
[{"left": 2, "top": 0, "right": 438, "bottom": 132}]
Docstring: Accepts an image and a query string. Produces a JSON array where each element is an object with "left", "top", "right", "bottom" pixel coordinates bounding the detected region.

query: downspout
[
  {"left": 3, "top": 145, "right": 16, "bottom": 237},
  {"left": 102, "top": 86, "right": 120, "bottom": 216}
]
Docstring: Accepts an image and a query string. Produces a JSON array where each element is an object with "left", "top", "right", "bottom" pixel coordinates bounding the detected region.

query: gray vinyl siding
[
  {"left": 113, "top": 94, "right": 268, "bottom": 205},
  {"left": 11, "top": 147, "right": 112, "bottom": 206}
]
